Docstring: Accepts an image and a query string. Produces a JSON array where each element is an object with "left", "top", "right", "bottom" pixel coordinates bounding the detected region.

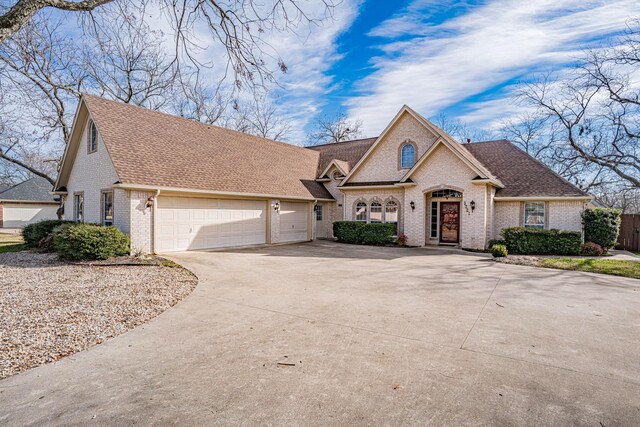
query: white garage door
[
  {"left": 157, "top": 197, "right": 267, "bottom": 252},
  {"left": 279, "top": 201, "right": 309, "bottom": 243},
  {"left": 2, "top": 204, "right": 58, "bottom": 228}
]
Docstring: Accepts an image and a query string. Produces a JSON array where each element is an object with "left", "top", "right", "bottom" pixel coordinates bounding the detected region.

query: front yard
[
  {"left": 0, "top": 232, "right": 25, "bottom": 253},
  {"left": 540, "top": 257, "right": 640, "bottom": 279},
  {"left": 0, "top": 251, "right": 197, "bottom": 379}
]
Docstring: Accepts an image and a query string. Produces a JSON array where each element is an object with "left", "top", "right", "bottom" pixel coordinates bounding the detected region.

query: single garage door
[
  {"left": 2, "top": 203, "right": 58, "bottom": 228},
  {"left": 157, "top": 196, "right": 267, "bottom": 252},
  {"left": 279, "top": 201, "right": 309, "bottom": 243}
]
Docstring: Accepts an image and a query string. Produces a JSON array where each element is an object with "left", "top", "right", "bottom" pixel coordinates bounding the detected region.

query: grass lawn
[
  {"left": 0, "top": 232, "right": 25, "bottom": 253},
  {"left": 540, "top": 258, "right": 640, "bottom": 280}
]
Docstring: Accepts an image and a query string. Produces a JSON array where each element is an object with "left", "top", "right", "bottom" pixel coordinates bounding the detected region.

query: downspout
[{"left": 152, "top": 189, "right": 160, "bottom": 254}]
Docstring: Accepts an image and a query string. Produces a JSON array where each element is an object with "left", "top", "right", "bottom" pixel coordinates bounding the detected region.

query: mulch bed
[{"left": 0, "top": 251, "right": 197, "bottom": 379}]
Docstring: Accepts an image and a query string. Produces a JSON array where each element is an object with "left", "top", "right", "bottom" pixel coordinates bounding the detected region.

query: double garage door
[{"left": 157, "top": 196, "right": 308, "bottom": 252}]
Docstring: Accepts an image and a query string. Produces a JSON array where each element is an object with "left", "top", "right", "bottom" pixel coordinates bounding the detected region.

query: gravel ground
[
  {"left": 494, "top": 254, "right": 542, "bottom": 267},
  {"left": 0, "top": 251, "right": 197, "bottom": 379}
]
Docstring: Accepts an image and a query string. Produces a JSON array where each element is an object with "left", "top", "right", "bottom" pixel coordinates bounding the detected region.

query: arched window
[
  {"left": 370, "top": 202, "right": 382, "bottom": 223},
  {"left": 355, "top": 202, "right": 367, "bottom": 222},
  {"left": 401, "top": 143, "right": 415, "bottom": 168},
  {"left": 88, "top": 120, "right": 98, "bottom": 153},
  {"left": 385, "top": 200, "right": 399, "bottom": 234}
]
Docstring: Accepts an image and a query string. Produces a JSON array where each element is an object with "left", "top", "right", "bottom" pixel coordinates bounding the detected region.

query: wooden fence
[{"left": 618, "top": 214, "right": 640, "bottom": 252}]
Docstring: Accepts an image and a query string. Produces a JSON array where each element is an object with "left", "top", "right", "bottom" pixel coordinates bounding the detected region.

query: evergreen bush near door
[
  {"left": 333, "top": 221, "right": 397, "bottom": 245},
  {"left": 501, "top": 227, "right": 582, "bottom": 255},
  {"left": 582, "top": 208, "right": 621, "bottom": 252},
  {"left": 53, "top": 223, "right": 130, "bottom": 260}
]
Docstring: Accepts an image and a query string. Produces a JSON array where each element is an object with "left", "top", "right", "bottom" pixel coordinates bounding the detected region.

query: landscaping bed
[
  {"left": 496, "top": 254, "right": 640, "bottom": 279},
  {"left": 0, "top": 251, "right": 197, "bottom": 379}
]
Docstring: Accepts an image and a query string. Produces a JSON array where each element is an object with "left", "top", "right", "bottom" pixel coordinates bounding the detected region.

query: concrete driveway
[{"left": 1, "top": 241, "right": 639, "bottom": 426}]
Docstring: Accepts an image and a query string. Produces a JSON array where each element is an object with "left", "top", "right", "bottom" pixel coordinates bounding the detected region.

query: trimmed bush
[
  {"left": 491, "top": 244, "right": 508, "bottom": 258},
  {"left": 22, "top": 219, "right": 73, "bottom": 248},
  {"left": 501, "top": 227, "right": 582, "bottom": 255},
  {"left": 582, "top": 208, "right": 621, "bottom": 252},
  {"left": 396, "top": 233, "right": 408, "bottom": 246},
  {"left": 582, "top": 242, "right": 604, "bottom": 256},
  {"left": 333, "top": 221, "right": 397, "bottom": 245},
  {"left": 488, "top": 239, "right": 506, "bottom": 249},
  {"left": 53, "top": 223, "right": 129, "bottom": 260}
]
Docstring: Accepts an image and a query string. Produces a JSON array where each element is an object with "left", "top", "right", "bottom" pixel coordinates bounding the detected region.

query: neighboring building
[
  {"left": 0, "top": 176, "right": 59, "bottom": 228},
  {"left": 54, "top": 95, "right": 590, "bottom": 253}
]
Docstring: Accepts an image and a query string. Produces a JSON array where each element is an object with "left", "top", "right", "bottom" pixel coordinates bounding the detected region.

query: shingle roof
[
  {"left": 463, "top": 140, "right": 589, "bottom": 198},
  {"left": 82, "top": 95, "right": 333, "bottom": 200},
  {"left": 306, "top": 138, "right": 377, "bottom": 177},
  {"left": 0, "top": 176, "right": 57, "bottom": 202}
]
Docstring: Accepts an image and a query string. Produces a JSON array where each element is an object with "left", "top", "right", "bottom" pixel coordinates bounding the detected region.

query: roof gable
[
  {"left": 307, "top": 138, "right": 376, "bottom": 178},
  {"left": 340, "top": 105, "right": 498, "bottom": 186}
]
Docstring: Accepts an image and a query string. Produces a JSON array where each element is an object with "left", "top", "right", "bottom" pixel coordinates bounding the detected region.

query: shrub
[
  {"left": 491, "top": 244, "right": 508, "bottom": 258},
  {"left": 501, "top": 227, "right": 582, "bottom": 255},
  {"left": 396, "top": 233, "right": 408, "bottom": 246},
  {"left": 581, "top": 242, "right": 604, "bottom": 256},
  {"left": 22, "top": 219, "right": 73, "bottom": 248},
  {"left": 333, "top": 221, "right": 397, "bottom": 245},
  {"left": 488, "top": 239, "right": 506, "bottom": 249},
  {"left": 53, "top": 223, "right": 129, "bottom": 260},
  {"left": 582, "top": 208, "right": 621, "bottom": 252}
]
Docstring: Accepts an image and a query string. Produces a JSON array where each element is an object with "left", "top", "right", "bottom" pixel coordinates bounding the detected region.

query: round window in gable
[{"left": 332, "top": 170, "right": 342, "bottom": 181}]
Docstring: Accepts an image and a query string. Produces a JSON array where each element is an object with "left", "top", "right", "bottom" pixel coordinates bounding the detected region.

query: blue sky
[{"left": 266, "top": 0, "right": 640, "bottom": 142}]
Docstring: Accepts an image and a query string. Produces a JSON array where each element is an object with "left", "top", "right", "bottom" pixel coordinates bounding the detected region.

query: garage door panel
[
  {"left": 280, "top": 202, "right": 309, "bottom": 243},
  {"left": 157, "top": 197, "right": 266, "bottom": 252}
]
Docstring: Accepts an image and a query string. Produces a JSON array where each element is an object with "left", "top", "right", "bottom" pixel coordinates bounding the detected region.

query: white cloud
[{"left": 347, "top": 0, "right": 640, "bottom": 134}]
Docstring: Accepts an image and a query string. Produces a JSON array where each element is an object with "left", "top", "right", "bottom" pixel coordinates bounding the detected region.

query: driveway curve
[{"left": 1, "top": 241, "right": 639, "bottom": 426}]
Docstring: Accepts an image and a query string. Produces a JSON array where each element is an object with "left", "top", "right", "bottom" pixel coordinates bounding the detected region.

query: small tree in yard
[{"left": 582, "top": 208, "right": 621, "bottom": 252}]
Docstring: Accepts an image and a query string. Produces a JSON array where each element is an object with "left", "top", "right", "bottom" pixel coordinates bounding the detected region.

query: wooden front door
[{"left": 440, "top": 202, "right": 460, "bottom": 244}]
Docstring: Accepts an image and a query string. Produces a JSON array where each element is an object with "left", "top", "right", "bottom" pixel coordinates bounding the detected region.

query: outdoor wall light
[
  {"left": 145, "top": 196, "right": 154, "bottom": 208},
  {"left": 470, "top": 200, "right": 476, "bottom": 212},
  {"left": 273, "top": 201, "right": 280, "bottom": 213},
  {"left": 410, "top": 201, "right": 415, "bottom": 211}
]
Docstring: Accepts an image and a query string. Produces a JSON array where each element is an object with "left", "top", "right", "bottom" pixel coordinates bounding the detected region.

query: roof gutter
[
  {"left": 494, "top": 196, "right": 592, "bottom": 201},
  {"left": 112, "top": 182, "right": 328, "bottom": 202},
  {"left": 340, "top": 182, "right": 417, "bottom": 191}
]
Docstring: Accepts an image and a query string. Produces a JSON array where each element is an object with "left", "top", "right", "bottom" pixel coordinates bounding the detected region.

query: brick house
[{"left": 54, "top": 95, "right": 590, "bottom": 253}]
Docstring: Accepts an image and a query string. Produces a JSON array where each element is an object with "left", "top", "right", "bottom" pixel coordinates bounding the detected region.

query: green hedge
[
  {"left": 22, "top": 219, "right": 73, "bottom": 248},
  {"left": 333, "top": 221, "right": 397, "bottom": 245},
  {"left": 501, "top": 227, "right": 582, "bottom": 255},
  {"left": 582, "top": 208, "right": 621, "bottom": 251},
  {"left": 53, "top": 223, "right": 130, "bottom": 260}
]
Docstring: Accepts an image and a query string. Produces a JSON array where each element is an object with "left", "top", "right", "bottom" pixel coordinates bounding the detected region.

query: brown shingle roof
[
  {"left": 83, "top": 95, "right": 332, "bottom": 200},
  {"left": 306, "top": 138, "right": 377, "bottom": 177},
  {"left": 463, "top": 140, "right": 589, "bottom": 198}
]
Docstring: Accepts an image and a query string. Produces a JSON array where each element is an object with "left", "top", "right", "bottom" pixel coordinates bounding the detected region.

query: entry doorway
[{"left": 439, "top": 202, "right": 460, "bottom": 244}]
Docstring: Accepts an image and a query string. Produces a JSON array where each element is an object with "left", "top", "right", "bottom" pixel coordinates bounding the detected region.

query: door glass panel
[{"left": 440, "top": 203, "right": 459, "bottom": 243}]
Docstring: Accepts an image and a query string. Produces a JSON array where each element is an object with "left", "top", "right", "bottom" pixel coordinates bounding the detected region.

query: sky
[{"left": 262, "top": 0, "right": 640, "bottom": 143}]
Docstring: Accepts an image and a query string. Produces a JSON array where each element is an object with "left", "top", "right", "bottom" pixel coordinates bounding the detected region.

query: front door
[{"left": 440, "top": 202, "right": 460, "bottom": 244}]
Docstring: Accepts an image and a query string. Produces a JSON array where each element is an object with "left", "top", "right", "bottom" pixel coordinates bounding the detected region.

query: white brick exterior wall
[
  {"left": 64, "top": 119, "right": 131, "bottom": 234},
  {"left": 269, "top": 199, "right": 280, "bottom": 244},
  {"left": 349, "top": 114, "right": 438, "bottom": 182},
  {"left": 129, "top": 191, "right": 154, "bottom": 253},
  {"left": 548, "top": 200, "right": 585, "bottom": 232},
  {"left": 493, "top": 202, "right": 520, "bottom": 239}
]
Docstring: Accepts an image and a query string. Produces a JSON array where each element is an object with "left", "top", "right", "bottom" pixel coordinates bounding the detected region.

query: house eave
[
  {"left": 112, "top": 183, "right": 321, "bottom": 201},
  {"left": 494, "top": 196, "right": 592, "bottom": 201},
  {"left": 339, "top": 182, "right": 416, "bottom": 191}
]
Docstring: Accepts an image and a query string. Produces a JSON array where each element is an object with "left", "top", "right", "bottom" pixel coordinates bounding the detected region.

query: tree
[
  {"left": 432, "top": 113, "right": 493, "bottom": 143},
  {"left": 1, "top": 0, "right": 337, "bottom": 89},
  {"left": 520, "top": 21, "right": 640, "bottom": 189},
  {"left": 307, "top": 112, "right": 364, "bottom": 145}
]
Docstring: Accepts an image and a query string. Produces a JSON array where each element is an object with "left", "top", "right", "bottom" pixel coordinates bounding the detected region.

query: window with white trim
[
  {"left": 385, "top": 200, "right": 398, "bottom": 234},
  {"left": 370, "top": 202, "right": 382, "bottom": 223},
  {"left": 88, "top": 121, "right": 98, "bottom": 153},
  {"left": 524, "top": 202, "right": 545, "bottom": 229},
  {"left": 102, "top": 191, "right": 114, "bottom": 226},
  {"left": 400, "top": 144, "right": 415, "bottom": 168},
  {"left": 355, "top": 202, "right": 367, "bottom": 222},
  {"left": 74, "top": 193, "right": 84, "bottom": 222}
]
